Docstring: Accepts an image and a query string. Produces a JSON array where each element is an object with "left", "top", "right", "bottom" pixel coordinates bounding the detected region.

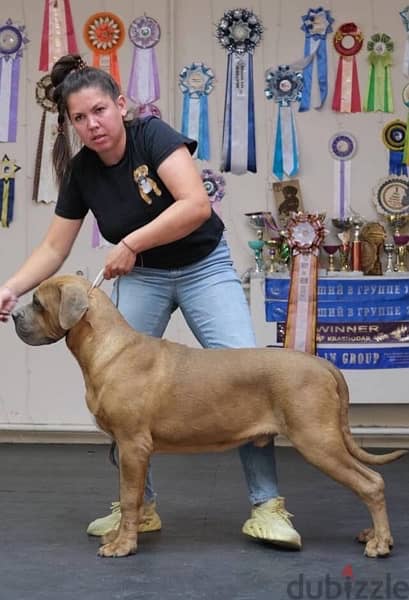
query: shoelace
[
  {"left": 261, "top": 503, "right": 295, "bottom": 525},
  {"left": 110, "top": 501, "right": 121, "bottom": 513}
]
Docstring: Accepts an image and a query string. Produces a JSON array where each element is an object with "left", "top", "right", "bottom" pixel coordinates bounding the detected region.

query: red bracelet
[{"left": 121, "top": 239, "right": 137, "bottom": 255}]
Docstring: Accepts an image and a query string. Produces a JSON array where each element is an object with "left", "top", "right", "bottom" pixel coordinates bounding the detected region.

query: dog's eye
[{"left": 32, "top": 296, "right": 42, "bottom": 311}]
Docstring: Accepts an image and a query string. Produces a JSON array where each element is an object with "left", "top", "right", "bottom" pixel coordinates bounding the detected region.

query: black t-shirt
[{"left": 55, "top": 117, "right": 224, "bottom": 268}]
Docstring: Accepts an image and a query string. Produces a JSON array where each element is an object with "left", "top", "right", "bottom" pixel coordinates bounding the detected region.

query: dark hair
[{"left": 50, "top": 54, "right": 121, "bottom": 186}]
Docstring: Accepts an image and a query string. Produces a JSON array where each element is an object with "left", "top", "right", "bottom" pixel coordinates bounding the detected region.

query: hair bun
[{"left": 50, "top": 54, "right": 86, "bottom": 87}]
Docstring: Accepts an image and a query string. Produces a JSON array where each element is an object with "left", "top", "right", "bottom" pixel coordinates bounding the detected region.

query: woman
[{"left": 0, "top": 54, "right": 301, "bottom": 550}]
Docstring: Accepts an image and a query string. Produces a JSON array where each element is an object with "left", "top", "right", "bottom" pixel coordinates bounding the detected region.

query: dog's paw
[
  {"left": 364, "top": 536, "right": 393, "bottom": 558},
  {"left": 97, "top": 539, "right": 137, "bottom": 558},
  {"left": 356, "top": 527, "right": 374, "bottom": 543},
  {"left": 101, "top": 528, "right": 119, "bottom": 544}
]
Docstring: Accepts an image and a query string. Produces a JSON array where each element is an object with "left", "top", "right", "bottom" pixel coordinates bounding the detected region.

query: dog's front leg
[{"left": 98, "top": 436, "right": 151, "bottom": 558}]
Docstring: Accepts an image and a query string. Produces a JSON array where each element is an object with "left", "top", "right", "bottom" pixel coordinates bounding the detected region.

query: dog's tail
[{"left": 327, "top": 361, "right": 407, "bottom": 465}]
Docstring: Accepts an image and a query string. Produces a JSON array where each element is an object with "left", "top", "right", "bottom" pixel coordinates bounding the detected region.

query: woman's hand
[
  {"left": 103, "top": 240, "right": 137, "bottom": 280},
  {"left": 0, "top": 287, "right": 18, "bottom": 323}
]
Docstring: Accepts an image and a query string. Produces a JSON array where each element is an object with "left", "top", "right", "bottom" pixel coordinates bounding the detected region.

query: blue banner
[
  {"left": 264, "top": 277, "right": 409, "bottom": 369},
  {"left": 265, "top": 277, "right": 409, "bottom": 323},
  {"left": 316, "top": 346, "right": 409, "bottom": 369}
]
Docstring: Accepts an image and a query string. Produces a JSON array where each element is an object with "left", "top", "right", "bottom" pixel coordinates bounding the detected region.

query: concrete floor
[{"left": 0, "top": 444, "right": 408, "bottom": 600}]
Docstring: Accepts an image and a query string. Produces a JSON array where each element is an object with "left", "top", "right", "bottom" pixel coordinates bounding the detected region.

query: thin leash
[{"left": 88, "top": 268, "right": 105, "bottom": 294}]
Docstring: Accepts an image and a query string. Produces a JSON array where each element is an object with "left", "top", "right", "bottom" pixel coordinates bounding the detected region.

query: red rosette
[
  {"left": 333, "top": 22, "right": 363, "bottom": 57},
  {"left": 286, "top": 213, "right": 326, "bottom": 255}
]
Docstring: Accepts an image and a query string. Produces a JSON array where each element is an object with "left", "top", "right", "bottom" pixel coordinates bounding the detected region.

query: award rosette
[
  {"left": 382, "top": 120, "right": 407, "bottom": 176},
  {"left": 400, "top": 6, "right": 409, "bottom": 77},
  {"left": 299, "top": 7, "right": 334, "bottom": 112},
  {"left": 83, "top": 12, "right": 125, "bottom": 85},
  {"left": 33, "top": 74, "right": 58, "bottom": 204},
  {"left": 329, "top": 132, "right": 357, "bottom": 220},
  {"left": 0, "top": 154, "right": 21, "bottom": 227},
  {"left": 179, "top": 63, "right": 214, "bottom": 161},
  {"left": 127, "top": 15, "right": 160, "bottom": 109},
  {"left": 332, "top": 23, "right": 363, "bottom": 113},
  {"left": 372, "top": 175, "right": 409, "bottom": 216},
  {"left": 201, "top": 168, "right": 225, "bottom": 217},
  {"left": 363, "top": 33, "right": 394, "bottom": 113},
  {"left": 0, "top": 18, "right": 29, "bottom": 142},
  {"left": 39, "top": 0, "right": 78, "bottom": 72},
  {"left": 284, "top": 214, "right": 325, "bottom": 354},
  {"left": 216, "top": 8, "right": 263, "bottom": 174},
  {"left": 402, "top": 83, "right": 409, "bottom": 165},
  {"left": 265, "top": 65, "right": 303, "bottom": 180}
]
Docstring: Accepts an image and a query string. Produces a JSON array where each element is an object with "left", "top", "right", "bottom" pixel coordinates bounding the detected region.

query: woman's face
[{"left": 67, "top": 86, "right": 127, "bottom": 163}]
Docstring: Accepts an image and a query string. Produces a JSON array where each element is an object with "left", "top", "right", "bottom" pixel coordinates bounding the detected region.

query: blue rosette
[
  {"left": 299, "top": 7, "right": 334, "bottom": 112},
  {"left": 265, "top": 65, "right": 303, "bottom": 180},
  {"left": 179, "top": 63, "right": 214, "bottom": 161},
  {"left": 216, "top": 9, "right": 263, "bottom": 174}
]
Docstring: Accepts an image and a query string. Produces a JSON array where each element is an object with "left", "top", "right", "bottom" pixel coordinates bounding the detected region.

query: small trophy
[
  {"left": 331, "top": 217, "right": 353, "bottom": 271},
  {"left": 350, "top": 214, "right": 364, "bottom": 272},
  {"left": 245, "top": 212, "right": 266, "bottom": 273},
  {"left": 384, "top": 242, "right": 395, "bottom": 273},
  {"left": 393, "top": 233, "right": 409, "bottom": 272},
  {"left": 323, "top": 244, "right": 340, "bottom": 272}
]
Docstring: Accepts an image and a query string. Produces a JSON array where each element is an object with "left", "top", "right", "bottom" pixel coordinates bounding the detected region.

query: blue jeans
[{"left": 111, "top": 238, "right": 279, "bottom": 505}]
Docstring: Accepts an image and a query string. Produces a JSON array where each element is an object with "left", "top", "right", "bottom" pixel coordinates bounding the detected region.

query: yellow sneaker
[
  {"left": 242, "top": 497, "right": 302, "bottom": 549},
  {"left": 86, "top": 501, "right": 162, "bottom": 536}
]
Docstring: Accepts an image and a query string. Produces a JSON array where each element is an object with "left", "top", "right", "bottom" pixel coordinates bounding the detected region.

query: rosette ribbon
[
  {"left": 402, "top": 84, "right": 409, "bottom": 165},
  {"left": 127, "top": 16, "right": 160, "bottom": 110},
  {"left": 39, "top": 0, "right": 78, "bottom": 71},
  {"left": 382, "top": 120, "right": 407, "bottom": 176},
  {"left": 329, "top": 132, "right": 357, "bottom": 219},
  {"left": 33, "top": 74, "right": 58, "bottom": 204},
  {"left": 400, "top": 7, "right": 409, "bottom": 77},
  {"left": 0, "top": 155, "right": 20, "bottom": 228},
  {"left": 332, "top": 23, "right": 363, "bottom": 113},
  {"left": 299, "top": 7, "right": 334, "bottom": 112},
  {"left": 216, "top": 9, "right": 263, "bottom": 174},
  {"left": 0, "top": 19, "right": 29, "bottom": 142},
  {"left": 284, "top": 213, "right": 326, "bottom": 354},
  {"left": 201, "top": 168, "right": 225, "bottom": 217},
  {"left": 179, "top": 63, "right": 214, "bottom": 160},
  {"left": 363, "top": 33, "right": 394, "bottom": 113},
  {"left": 83, "top": 12, "right": 125, "bottom": 85},
  {"left": 265, "top": 65, "right": 303, "bottom": 180}
]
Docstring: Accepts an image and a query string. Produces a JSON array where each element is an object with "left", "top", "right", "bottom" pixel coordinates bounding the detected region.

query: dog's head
[{"left": 12, "top": 275, "right": 90, "bottom": 346}]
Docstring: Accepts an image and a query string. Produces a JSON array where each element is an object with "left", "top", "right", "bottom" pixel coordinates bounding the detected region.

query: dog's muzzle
[{"left": 12, "top": 307, "right": 56, "bottom": 346}]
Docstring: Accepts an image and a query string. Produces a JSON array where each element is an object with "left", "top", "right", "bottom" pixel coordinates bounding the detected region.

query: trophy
[
  {"left": 386, "top": 214, "right": 409, "bottom": 236},
  {"left": 384, "top": 215, "right": 409, "bottom": 272},
  {"left": 331, "top": 217, "right": 353, "bottom": 271},
  {"left": 265, "top": 238, "right": 282, "bottom": 273},
  {"left": 350, "top": 214, "right": 365, "bottom": 272},
  {"left": 245, "top": 212, "right": 266, "bottom": 273},
  {"left": 322, "top": 244, "right": 340, "bottom": 272},
  {"left": 383, "top": 242, "right": 395, "bottom": 273},
  {"left": 393, "top": 232, "right": 409, "bottom": 272}
]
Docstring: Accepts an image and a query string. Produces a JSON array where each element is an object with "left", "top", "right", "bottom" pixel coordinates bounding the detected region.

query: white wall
[{"left": 0, "top": 0, "right": 408, "bottom": 436}]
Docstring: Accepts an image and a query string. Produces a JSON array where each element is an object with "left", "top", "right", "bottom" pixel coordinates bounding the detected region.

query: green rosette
[{"left": 363, "top": 33, "right": 394, "bottom": 112}]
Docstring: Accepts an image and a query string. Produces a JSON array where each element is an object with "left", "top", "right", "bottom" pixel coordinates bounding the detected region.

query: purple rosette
[{"left": 127, "top": 15, "right": 161, "bottom": 106}]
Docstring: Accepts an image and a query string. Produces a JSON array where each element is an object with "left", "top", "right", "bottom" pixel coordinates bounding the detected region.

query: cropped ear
[{"left": 58, "top": 284, "right": 89, "bottom": 330}]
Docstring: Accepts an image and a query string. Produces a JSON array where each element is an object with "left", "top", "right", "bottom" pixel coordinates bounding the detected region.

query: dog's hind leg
[
  {"left": 289, "top": 431, "right": 393, "bottom": 557},
  {"left": 98, "top": 433, "right": 152, "bottom": 558}
]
